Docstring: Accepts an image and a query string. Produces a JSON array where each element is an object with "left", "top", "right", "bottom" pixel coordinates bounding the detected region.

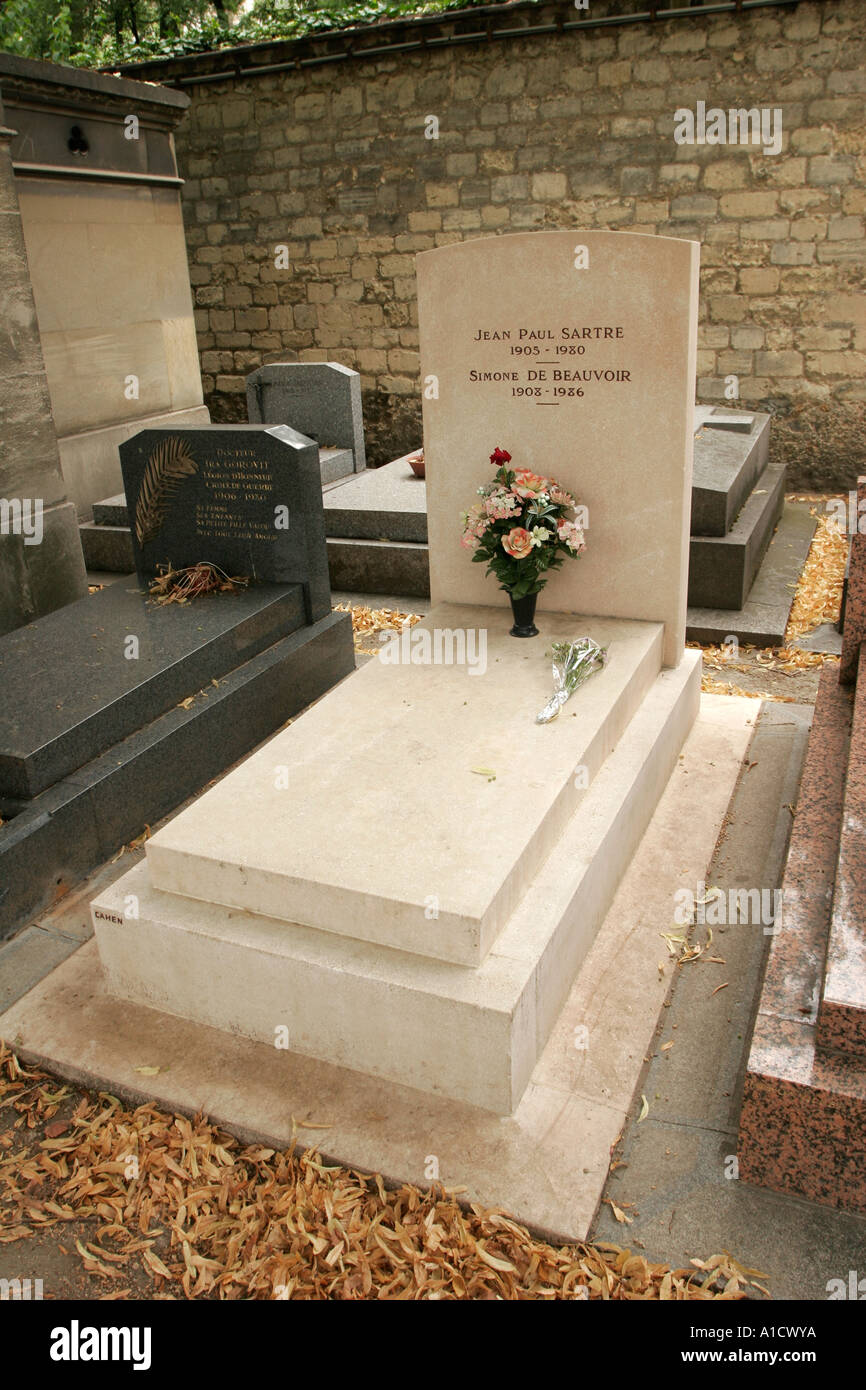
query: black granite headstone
[{"left": 119, "top": 425, "right": 331, "bottom": 622}]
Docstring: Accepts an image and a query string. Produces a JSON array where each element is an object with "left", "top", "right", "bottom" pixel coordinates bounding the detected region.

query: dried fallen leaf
[
  {"left": 604, "top": 1200, "right": 633, "bottom": 1226},
  {"left": 0, "top": 1042, "right": 765, "bottom": 1301}
]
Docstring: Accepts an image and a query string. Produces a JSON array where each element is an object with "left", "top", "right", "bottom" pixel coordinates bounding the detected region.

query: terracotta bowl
[{"left": 407, "top": 451, "right": 425, "bottom": 479}]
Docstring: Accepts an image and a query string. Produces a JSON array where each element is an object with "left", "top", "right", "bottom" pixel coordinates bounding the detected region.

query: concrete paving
[{"left": 591, "top": 702, "right": 866, "bottom": 1298}]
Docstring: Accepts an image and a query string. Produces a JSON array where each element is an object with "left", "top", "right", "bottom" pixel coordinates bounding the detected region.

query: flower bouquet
[{"left": 460, "top": 446, "right": 586, "bottom": 637}]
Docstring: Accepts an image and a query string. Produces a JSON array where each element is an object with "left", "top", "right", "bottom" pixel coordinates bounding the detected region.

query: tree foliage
[{"left": 0, "top": 0, "right": 508, "bottom": 69}]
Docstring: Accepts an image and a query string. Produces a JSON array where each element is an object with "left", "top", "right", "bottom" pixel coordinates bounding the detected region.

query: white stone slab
[
  {"left": 92, "top": 650, "right": 700, "bottom": 1114},
  {"left": 417, "top": 231, "right": 700, "bottom": 667},
  {"left": 145, "top": 606, "right": 662, "bottom": 967},
  {"left": 1, "top": 690, "right": 752, "bottom": 1241}
]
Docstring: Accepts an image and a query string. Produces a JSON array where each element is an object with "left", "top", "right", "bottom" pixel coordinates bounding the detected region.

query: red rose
[{"left": 490, "top": 447, "right": 512, "bottom": 467}]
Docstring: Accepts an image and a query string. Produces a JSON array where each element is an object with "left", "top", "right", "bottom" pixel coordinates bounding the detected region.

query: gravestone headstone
[
  {"left": 417, "top": 230, "right": 700, "bottom": 667},
  {"left": 119, "top": 424, "right": 331, "bottom": 622},
  {"left": 246, "top": 362, "right": 366, "bottom": 473},
  {"left": 89, "top": 227, "right": 705, "bottom": 1123}
]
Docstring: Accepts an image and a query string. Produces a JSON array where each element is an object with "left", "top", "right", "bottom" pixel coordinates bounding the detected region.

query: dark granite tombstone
[
  {"left": 0, "top": 421, "right": 355, "bottom": 942},
  {"left": 119, "top": 424, "right": 331, "bottom": 622},
  {"left": 246, "top": 361, "right": 366, "bottom": 474}
]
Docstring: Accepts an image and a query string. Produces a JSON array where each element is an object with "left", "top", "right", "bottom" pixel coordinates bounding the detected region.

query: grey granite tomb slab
[
  {"left": 688, "top": 462, "right": 786, "bottom": 612},
  {"left": 686, "top": 502, "right": 818, "bottom": 646},
  {"left": 246, "top": 362, "right": 366, "bottom": 474},
  {"left": 119, "top": 424, "right": 331, "bottom": 623},
  {"left": 92, "top": 495, "right": 130, "bottom": 527},
  {"left": 78, "top": 521, "right": 135, "bottom": 572},
  {"left": 691, "top": 411, "right": 771, "bottom": 537},
  {"left": 693, "top": 405, "right": 756, "bottom": 433},
  {"left": 0, "top": 580, "right": 306, "bottom": 799},
  {"left": 0, "top": 607, "right": 354, "bottom": 941},
  {"left": 323, "top": 456, "right": 428, "bottom": 543}
]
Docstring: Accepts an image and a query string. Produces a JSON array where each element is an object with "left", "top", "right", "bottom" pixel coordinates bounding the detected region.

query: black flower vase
[{"left": 509, "top": 591, "right": 539, "bottom": 638}]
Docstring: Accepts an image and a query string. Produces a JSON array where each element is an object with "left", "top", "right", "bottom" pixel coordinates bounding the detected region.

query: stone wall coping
[
  {"left": 0, "top": 51, "right": 189, "bottom": 116},
  {"left": 107, "top": 0, "right": 726, "bottom": 86}
]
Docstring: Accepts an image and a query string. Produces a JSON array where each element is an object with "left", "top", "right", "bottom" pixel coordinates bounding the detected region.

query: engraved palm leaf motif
[{"left": 134, "top": 437, "right": 198, "bottom": 546}]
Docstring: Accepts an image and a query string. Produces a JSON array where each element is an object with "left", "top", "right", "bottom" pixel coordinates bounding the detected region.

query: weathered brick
[
  {"left": 480, "top": 204, "right": 510, "bottom": 227},
  {"left": 755, "top": 350, "right": 804, "bottom": 375},
  {"left": 491, "top": 174, "right": 529, "bottom": 203},
  {"left": 809, "top": 156, "right": 855, "bottom": 185},
  {"left": 828, "top": 216, "right": 865, "bottom": 240},
  {"left": 425, "top": 183, "right": 459, "bottom": 208},
  {"left": 719, "top": 191, "right": 779, "bottom": 219},
  {"left": 740, "top": 220, "right": 790, "bottom": 241},
  {"left": 807, "top": 351, "right": 866, "bottom": 377},
  {"left": 485, "top": 67, "right": 525, "bottom": 98},
  {"left": 408, "top": 210, "right": 442, "bottom": 232},
  {"left": 797, "top": 327, "right": 850, "bottom": 351},
  {"left": 709, "top": 295, "right": 748, "bottom": 323},
  {"left": 702, "top": 160, "right": 748, "bottom": 191},
  {"left": 620, "top": 166, "right": 655, "bottom": 195},
  {"left": 659, "top": 28, "right": 706, "bottom": 53},
  {"left": 671, "top": 195, "right": 717, "bottom": 219},
  {"left": 445, "top": 153, "right": 477, "bottom": 178},
  {"left": 633, "top": 58, "right": 671, "bottom": 84},
  {"left": 790, "top": 127, "right": 833, "bottom": 155},
  {"left": 740, "top": 268, "right": 780, "bottom": 294},
  {"left": 295, "top": 93, "right": 327, "bottom": 120},
  {"left": 717, "top": 350, "right": 755, "bottom": 375},
  {"left": 731, "top": 326, "right": 765, "bottom": 350},
  {"left": 790, "top": 217, "right": 827, "bottom": 242},
  {"left": 699, "top": 324, "right": 731, "bottom": 349},
  {"left": 770, "top": 242, "right": 816, "bottom": 265},
  {"left": 659, "top": 163, "right": 700, "bottom": 182},
  {"left": 598, "top": 60, "right": 632, "bottom": 88},
  {"left": 531, "top": 172, "right": 567, "bottom": 201}
]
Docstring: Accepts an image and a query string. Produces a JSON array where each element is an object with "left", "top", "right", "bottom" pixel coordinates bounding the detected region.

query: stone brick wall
[{"left": 148, "top": 0, "right": 863, "bottom": 488}]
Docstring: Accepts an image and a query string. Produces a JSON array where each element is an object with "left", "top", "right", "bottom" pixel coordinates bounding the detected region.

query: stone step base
[
  {"left": 687, "top": 462, "right": 786, "bottom": 611},
  {"left": 0, "top": 582, "right": 306, "bottom": 800},
  {"left": 326, "top": 536, "right": 430, "bottom": 597},
  {"left": 686, "top": 501, "right": 818, "bottom": 646},
  {"left": 92, "top": 495, "right": 130, "bottom": 527},
  {"left": 79, "top": 522, "right": 135, "bottom": 574},
  {"left": 0, "top": 610, "right": 355, "bottom": 942},
  {"left": 92, "top": 650, "right": 700, "bottom": 1114}
]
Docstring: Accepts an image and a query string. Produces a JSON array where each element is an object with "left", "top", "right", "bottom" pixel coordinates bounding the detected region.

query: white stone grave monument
[{"left": 91, "top": 230, "right": 702, "bottom": 1115}]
